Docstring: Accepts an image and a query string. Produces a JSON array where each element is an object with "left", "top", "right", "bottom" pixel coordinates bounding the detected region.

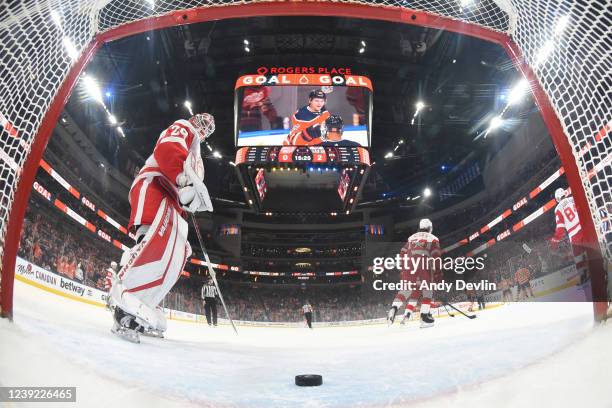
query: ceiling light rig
[
  {"left": 554, "top": 15, "right": 570, "bottom": 36},
  {"left": 359, "top": 40, "right": 366, "bottom": 54},
  {"left": 481, "top": 115, "right": 504, "bottom": 139},
  {"left": 507, "top": 79, "right": 529, "bottom": 106},
  {"left": 411, "top": 101, "right": 425, "bottom": 125},
  {"left": 81, "top": 74, "right": 127, "bottom": 138},
  {"left": 478, "top": 17, "right": 564, "bottom": 141},
  {"left": 184, "top": 100, "right": 193, "bottom": 116},
  {"left": 50, "top": 10, "right": 63, "bottom": 29},
  {"left": 458, "top": 0, "right": 476, "bottom": 11},
  {"left": 479, "top": 76, "right": 533, "bottom": 140},
  {"left": 83, "top": 75, "right": 104, "bottom": 105},
  {"left": 387, "top": 101, "right": 427, "bottom": 160}
]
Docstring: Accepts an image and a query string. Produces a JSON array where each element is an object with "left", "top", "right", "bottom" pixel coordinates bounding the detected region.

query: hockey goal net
[{"left": 0, "top": 0, "right": 610, "bottom": 319}]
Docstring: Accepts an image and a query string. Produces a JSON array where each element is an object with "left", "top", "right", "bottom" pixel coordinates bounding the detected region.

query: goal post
[{"left": 1, "top": 0, "right": 609, "bottom": 320}]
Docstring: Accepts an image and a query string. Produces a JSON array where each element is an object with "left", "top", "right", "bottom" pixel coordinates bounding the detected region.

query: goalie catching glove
[{"left": 177, "top": 151, "right": 213, "bottom": 213}]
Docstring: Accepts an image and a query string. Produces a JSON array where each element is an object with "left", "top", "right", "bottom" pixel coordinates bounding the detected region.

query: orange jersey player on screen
[{"left": 284, "top": 89, "right": 329, "bottom": 146}]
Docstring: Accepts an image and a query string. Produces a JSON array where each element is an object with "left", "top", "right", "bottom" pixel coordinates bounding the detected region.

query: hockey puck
[{"left": 295, "top": 374, "right": 323, "bottom": 387}]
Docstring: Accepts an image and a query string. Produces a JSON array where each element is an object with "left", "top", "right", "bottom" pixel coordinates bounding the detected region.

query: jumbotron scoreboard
[{"left": 232, "top": 68, "right": 372, "bottom": 214}]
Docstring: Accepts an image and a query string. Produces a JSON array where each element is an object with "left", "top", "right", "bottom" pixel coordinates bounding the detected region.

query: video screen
[
  {"left": 236, "top": 85, "right": 371, "bottom": 147},
  {"left": 255, "top": 168, "right": 267, "bottom": 201},
  {"left": 338, "top": 169, "right": 351, "bottom": 201}
]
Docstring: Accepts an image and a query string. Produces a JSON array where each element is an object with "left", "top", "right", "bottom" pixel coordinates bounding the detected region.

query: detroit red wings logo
[{"left": 412, "top": 240, "right": 428, "bottom": 249}]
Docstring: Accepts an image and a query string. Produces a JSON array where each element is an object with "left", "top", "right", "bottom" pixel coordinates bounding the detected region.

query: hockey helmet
[
  {"left": 554, "top": 188, "right": 566, "bottom": 202},
  {"left": 419, "top": 218, "right": 433, "bottom": 233},
  {"left": 322, "top": 114, "right": 344, "bottom": 141},
  {"left": 308, "top": 89, "right": 327, "bottom": 100},
  {"left": 325, "top": 115, "right": 343, "bottom": 133}
]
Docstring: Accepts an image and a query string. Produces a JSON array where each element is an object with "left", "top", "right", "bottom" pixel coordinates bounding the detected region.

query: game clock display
[{"left": 235, "top": 146, "right": 370, "bottom": 166}]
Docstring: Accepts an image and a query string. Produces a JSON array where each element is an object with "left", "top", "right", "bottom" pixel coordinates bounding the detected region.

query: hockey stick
[
  {"left": 190, "top": 214, "right": 238, "bottom": 335},
  {"left": 443, "top": 303, "right": 455, "bottom": 318},
  {"left": 443, "top": 302, "right": 476, "bottom": 319}
]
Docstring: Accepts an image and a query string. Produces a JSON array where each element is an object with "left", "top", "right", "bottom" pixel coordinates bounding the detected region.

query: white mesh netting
[{"left": 0, "top": 0, "right": 610, "bottom": 304}]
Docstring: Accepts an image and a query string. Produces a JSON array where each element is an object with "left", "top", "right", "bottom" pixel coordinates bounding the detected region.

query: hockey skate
[
  {"left": 420, "top": 313, "right": 435, "bottom": 328},
  {"left": 111, "top": 307, "right": 141, "bottom": 343},
  {"left": 141, "top": 327, "right": 165, "bottom": 338},
  {"left": 141, "top": 307, "right": 166, "bottom": 338},
  {"left": 400, "top": 312, "right": 411, "bottom": 325},
  {"left": 109, "top": 277, "right": 166, "bottom": 333},
  {"left": 387, "top": 306, "right": 398, "bottom": 325}
]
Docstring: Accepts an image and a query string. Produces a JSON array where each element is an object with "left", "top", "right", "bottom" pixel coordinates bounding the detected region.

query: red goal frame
[{"left": 1, "top": 2, "right": 606, "bottom": 320}]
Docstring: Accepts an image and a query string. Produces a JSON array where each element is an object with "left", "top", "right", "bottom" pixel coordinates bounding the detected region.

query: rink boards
[{"left": 14, "top": 256, "right": 587, "bottom": 328}]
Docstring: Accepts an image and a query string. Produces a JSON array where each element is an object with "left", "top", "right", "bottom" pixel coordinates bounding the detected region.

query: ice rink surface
[{"left": 2, "top": 280, "right": 612, "bottom": 408}]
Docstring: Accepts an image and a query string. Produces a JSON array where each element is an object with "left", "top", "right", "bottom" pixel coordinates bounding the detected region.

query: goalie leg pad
[{"left": 116, "top": 198, "right": 189, "bottom": 315}]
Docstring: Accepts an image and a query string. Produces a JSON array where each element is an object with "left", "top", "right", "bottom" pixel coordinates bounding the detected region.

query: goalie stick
[
  {"left": 190, "top": 214, "right": 239, "bottom": 335},
  {"left": 443, "top": 302, "right": 477, "bottom": 319}
]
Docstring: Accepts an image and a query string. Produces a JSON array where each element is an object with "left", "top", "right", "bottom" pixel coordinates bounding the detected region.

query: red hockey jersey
[
  {"left": 399, "top": 231, "right": 442, "bottom": 283},
  {"left": 128, "top": 119, "right": 202, "bottom": 230}
]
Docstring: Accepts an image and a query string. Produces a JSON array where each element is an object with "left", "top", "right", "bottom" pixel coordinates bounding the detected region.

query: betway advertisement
[{"left": 15, "top": 256, "right": 108, "bottom": 306}]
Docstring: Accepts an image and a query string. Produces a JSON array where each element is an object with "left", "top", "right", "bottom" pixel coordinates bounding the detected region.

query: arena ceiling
[{"left": 62, "top": 15, "right": 538, "bottom": 217}]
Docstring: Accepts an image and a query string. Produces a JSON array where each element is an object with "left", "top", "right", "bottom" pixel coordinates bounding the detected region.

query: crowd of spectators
[
  {"left": 45, "top": 139, "right": 131, "bottom": 218},
  {"left": 244, "top": 243, "right": 362, "bottom": 259},
  {"left": 19, "top": 184, "right": 577, "bottom": 323},
  {"left": 242, "top": 259, "right": 360, "bottom": 273},
  {"left": 18, "top": 197, "right": 121, "bottom": 290},
  {"left": 244, "top": 230, "right": 363, "bottom": 244},
  {"left": 479, "top": 217, "right": 572, "bottom": 282},
  {"left": 436, "top": 214, "right": 574, "bottom": 303},
  {"left": 34, "top": 168, "right": 129, "bottom": 246},
  {"left": 397, "top": 149, "right": 562, "bottom": 244},
  {"left": 163, "top": 280, "right": 392, "bottom": 322},
  {"left": 17, "top": 142, "right": 579, "bottom": 324}
]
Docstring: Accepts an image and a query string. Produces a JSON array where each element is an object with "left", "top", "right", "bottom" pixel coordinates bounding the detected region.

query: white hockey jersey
[{"left": 552, "top": 196, "right": 582, "bottom": 243}]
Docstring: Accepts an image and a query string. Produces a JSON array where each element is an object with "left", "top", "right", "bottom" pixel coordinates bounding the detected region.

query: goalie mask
[
  {"left": 419, "top": 218, "right": 433, "bottom": 233},
  {"left": 189, "top": 113, "right": 215, "bottom": 143},
  {"left": 555, "top": 188, "right": 566, "bottom": 202}
]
